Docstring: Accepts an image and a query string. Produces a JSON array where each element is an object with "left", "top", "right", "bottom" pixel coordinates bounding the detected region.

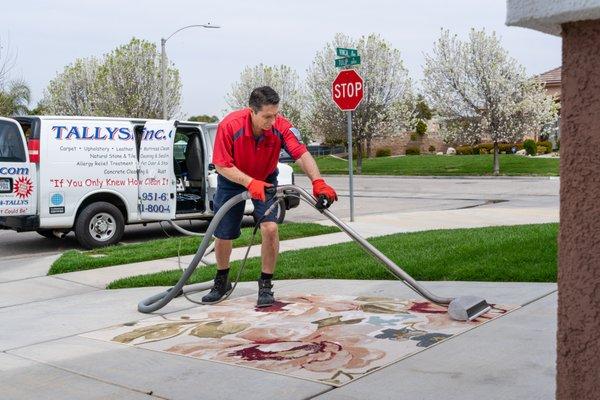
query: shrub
[
  {"left": 376, "top": 147, "right": 392, "bottom": 157},
  {"left": 405, "top": 146, "right": 420, "bottom": 155},
  {"left": 352, "top": 149, "right": 367, "bottom": 158},
  {"left": 428, "top": 145, "right": 436, "bottom": 153},
  {"left": 456, "top": 145, "right": 474, "bottom": 155},
  {"left": 415, "top": 119, "right": 428, "bottom": 135},
  {"left": 537, "top": 146, "right": 547, "bottom": 154},
  {"left": 523, "top": 139, "right": 537, "bottom": 156},
  {"left": 474, "top": 143, "right": 493, "bottom": 155},
  {"left": 498, "top": 143, "right": 517, "bottom": 154},
  {"left": 537, "top": 141, "right": 552, "bottom": 153},
  {"left": 410, "top": 133, "right": 418, "bottom": 141}
]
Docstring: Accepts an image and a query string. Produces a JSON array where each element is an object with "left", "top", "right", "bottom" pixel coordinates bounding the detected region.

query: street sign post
[{"left": 332, "top": 68, "right": 364, "bottom": 222}]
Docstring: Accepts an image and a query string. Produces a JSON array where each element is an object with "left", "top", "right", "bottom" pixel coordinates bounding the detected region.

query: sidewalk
[{"left": 0, "top": 206, "right": 558, "bottom": 399}]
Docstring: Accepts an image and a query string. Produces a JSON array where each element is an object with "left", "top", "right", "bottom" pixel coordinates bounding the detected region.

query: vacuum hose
[
  {"left": 138, "top": 184, "right": 490, "bottom": 321},
  {"left": 137, "top": 191, "right": 250, "bottom": 313}
]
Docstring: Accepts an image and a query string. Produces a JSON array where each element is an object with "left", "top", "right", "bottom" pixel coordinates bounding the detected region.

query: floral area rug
[{"left": 82, "top": 294, "right": 515, "bottom": 386}]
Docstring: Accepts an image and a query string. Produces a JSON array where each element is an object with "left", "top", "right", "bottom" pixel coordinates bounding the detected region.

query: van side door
[
  {"left": 0, "top": 117, "right": 37, "bottom": 217},
  {"left": 137, "top": 120, "right": 177, "bottom": 220},
  {"left": 202, "top": 123, "right": 218, "bottom": 211}
]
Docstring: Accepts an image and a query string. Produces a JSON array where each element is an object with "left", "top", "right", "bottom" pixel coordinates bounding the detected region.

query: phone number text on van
[{"left": 49, "top": 178, "right": 169, "bottom": 188}]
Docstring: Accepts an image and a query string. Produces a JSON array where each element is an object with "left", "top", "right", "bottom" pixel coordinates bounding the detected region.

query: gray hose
[
  {"left": 137, "top": 191, "right": 250, "bottom": 313},
  {"left": 276, "top": 185, "right": 454, "bottom": 305},
  {"left": 139, "top": 184, "right": 453, "bottom": 313},
  {"left": 166, "top": 220, "right": 204, "bottom": 237},
  {"left": 165, "top": 220, "right": 215, "bottom": 265}
]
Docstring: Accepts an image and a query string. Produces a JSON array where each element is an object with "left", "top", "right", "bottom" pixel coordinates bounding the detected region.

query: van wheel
[
  {"left": 253, "top": 199, "right": 286, "bottom": 225},
  {"left": 75, "top": 202, "right": 124, "bottom": 249}
]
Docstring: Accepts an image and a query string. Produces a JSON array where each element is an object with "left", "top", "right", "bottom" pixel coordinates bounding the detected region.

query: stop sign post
[{"left": 332, "top": 69, "right": 364, "bottom": 222}]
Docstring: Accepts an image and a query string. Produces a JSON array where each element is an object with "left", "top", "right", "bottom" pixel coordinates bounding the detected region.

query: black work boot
[
  {"left": 257, "top": 278, "right": 275, "bottom": 307},
  {"left": 201, "top": 274, "right": 232, "bottom": 303}
]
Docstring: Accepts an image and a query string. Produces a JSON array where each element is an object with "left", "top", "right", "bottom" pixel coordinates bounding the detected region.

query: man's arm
[
  {"left": 215, "top": 165, "right": 253, "bottom": 187},
  {"left": 295, "top": 151, "right": 337, "bottom": 202},
  {"left": 295, "top": 151, "right": 322, "bottom": 181}
]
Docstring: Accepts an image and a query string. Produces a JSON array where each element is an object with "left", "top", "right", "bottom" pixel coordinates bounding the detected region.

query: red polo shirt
[{"left": 212, "top": 108, "right": 308, "bottom": 181}]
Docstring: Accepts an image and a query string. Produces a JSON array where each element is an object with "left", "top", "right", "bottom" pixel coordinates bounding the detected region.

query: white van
[{"left": 0, "top": 116, "right": 299, "bottom": 248}]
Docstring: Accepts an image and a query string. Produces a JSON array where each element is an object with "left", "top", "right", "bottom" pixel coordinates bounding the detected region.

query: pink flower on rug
[
  {"left": 237, "top": 326, "right": 312, "bottom": 344},
  {"left": 228, "top": 336, "right": 384, "bottom": 373},
  {"left": 408, "top": 301, "right": 448, "bottom": 314}
]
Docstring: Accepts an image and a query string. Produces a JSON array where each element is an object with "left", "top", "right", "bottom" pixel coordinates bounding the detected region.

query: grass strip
[
  {"left": 107, "top": 223, "right": 558, "bottom": 289},
  {"left": 292, "top": 155, "right": 559, "bottom": 176},
  {"left": 49, "top": 222, "right": 338, "bottom": 275}
]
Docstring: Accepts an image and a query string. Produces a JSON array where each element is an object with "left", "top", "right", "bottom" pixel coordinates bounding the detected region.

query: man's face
[{"left": 251, "top": 104, "right": 279, "bottom": 131}]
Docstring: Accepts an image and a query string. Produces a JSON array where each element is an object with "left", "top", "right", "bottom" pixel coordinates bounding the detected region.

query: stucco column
[{"left": 558, "top": 19, "right": 600, "bottom": 400}]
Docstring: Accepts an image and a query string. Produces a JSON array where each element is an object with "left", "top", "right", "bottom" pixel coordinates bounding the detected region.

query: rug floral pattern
[{"left": 82, "top": 294, "right": 514, "bottom": 386}]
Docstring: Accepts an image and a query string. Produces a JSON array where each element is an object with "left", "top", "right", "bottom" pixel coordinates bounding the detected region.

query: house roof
[{"left": 537, "top": 67, "right": 561, "bottom": 85}]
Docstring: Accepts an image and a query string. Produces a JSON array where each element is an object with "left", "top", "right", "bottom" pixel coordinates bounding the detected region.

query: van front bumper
[{"left": 0, "top": 215, "right": 39, "bottom": 232}]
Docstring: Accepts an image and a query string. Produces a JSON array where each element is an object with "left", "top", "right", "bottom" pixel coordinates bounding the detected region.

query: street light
[{"left": 161, "top": 23, "right": 221, "bottom": 119}]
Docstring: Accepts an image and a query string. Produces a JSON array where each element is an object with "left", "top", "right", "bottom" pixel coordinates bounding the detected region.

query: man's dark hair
[{"left": 249, "top": 86, "right": 280, "bottom": 112}]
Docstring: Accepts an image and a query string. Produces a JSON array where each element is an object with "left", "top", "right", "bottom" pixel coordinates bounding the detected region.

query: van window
[{"left": 0, "top": 121, "right": 26, "bottom": 162}]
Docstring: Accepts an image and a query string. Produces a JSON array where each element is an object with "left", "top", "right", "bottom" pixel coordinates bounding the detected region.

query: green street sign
[
  {"left": 336, "top": 47, "right": 358, "bottom": 57},
  {"left": 335, "top": 55, "right": 361, "bottom": 68}
]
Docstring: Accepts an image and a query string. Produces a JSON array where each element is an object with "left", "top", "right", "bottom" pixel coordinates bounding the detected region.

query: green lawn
[
  {"left": 291, "top": 155, "right": 559, "bottom": 176},
  {"left": 49, "top": 222, "right": 338, "bottom": 275},
  {"left": 107, "top": 223, "right": 558, "bottom": 289}
]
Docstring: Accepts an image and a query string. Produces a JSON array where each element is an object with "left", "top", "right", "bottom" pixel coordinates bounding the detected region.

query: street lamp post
[{"left": 160, "top": 23, "right": 220, "bottom": 119}]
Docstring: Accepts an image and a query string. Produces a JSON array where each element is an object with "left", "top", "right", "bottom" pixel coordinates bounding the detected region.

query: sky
[{"left": 2, "top": 0, "right": 561, "bottom": 119}]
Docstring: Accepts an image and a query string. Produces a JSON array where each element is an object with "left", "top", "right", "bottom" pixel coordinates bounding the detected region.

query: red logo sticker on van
[{"left": 14, "top": 176, "right": 33, "bottom": 199}]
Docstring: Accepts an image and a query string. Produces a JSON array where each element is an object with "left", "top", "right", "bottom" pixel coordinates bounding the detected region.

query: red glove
[
  {"left": 246, "top": 179, "right": 273, "bottom": 202},
  {"left": 312, "top": 178, "right": 338, "bottom": 202}
]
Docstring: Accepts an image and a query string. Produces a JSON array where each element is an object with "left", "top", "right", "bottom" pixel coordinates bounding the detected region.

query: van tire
[{"left": 75, "top": 202, "right": 125, "bottom": 249}]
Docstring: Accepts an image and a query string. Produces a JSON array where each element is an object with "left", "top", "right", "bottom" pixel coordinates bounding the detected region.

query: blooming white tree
[
  {"left": 306, "top": 33, "right": 413, "bottom": 172},
  {"left": 43, "top": 38, "right": 181, "bottom": 118},
  {"left": 423, "top": 29, "right": 558, "bottom": 174},
  {"left": 225, "top": 64, "right": 308, "bottom": 141},
  {"left": 43, "top": 58, "right": 99, "bottom": 116}
]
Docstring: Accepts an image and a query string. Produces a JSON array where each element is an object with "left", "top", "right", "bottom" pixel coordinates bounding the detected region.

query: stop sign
[{"left": 332, "top": 69, "right": 364, "bottom": 111}]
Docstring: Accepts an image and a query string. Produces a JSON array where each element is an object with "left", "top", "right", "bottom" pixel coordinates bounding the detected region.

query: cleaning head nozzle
[{"left": 447, "top": 296, "right": 491, "bottom": 321}]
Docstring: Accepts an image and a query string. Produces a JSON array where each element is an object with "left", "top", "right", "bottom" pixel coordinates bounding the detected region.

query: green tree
[
  {"left": 407, "top": 95, "right": 433, "bottom": 136},
  {"left": 0, "top": 80, "right": 31, "bottom": 116},
  {"left": 0, "top": 37, "right": 31, "bottom": 116},
  {"left": 415, "top": 119, "right": 428, "bottom": 136},
  {"left": 188, "top": 114, "right": 219, "bottom": 123},
  {"left": 414, "top": 96, "right": 433, "bottom": 120},
  {"left": 43, "top": 38, "right": 181, "bottom": 118},
  {"left": 306, "top": 33, "right": 413, "bottom": 171},
  {"left": 28, "top": 101, "right": 49, "bottom": 115}
]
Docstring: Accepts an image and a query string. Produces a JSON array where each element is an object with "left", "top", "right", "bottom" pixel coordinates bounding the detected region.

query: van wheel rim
[{"left": 89, "top": 213, "right": 116, "bottom": 242}]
